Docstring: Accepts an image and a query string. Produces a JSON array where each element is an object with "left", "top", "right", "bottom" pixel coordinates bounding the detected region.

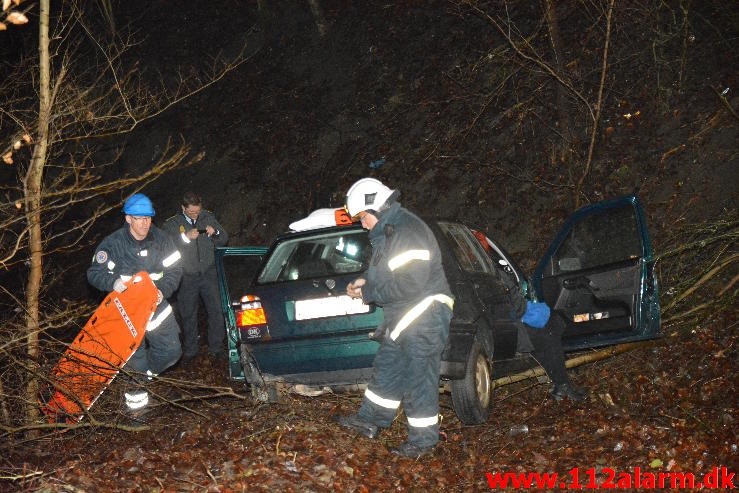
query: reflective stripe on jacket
[
  {"left": 162, "top": 210, "right": 228, "bottom": 275},
  {"left": 362, "top": 202, "right": 453, "bottom": 333},
  {"left": 86, "top": 224, "right": 183, "bottom": 317},
  {"left": 389, "top": 294, "right": 454, "bottom": 340}
]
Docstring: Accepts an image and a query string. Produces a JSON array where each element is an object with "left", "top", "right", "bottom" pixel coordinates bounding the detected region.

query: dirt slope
[{"left": 116, "top": 1, "right": 736, "bottom": 262}]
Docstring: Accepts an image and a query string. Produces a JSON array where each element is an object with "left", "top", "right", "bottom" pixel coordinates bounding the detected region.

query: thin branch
[
  {"left": 466, "top": 2, "right": 595, "bottom": 122},
  {"left": 662, "top": 252, "right": 739, "bottom": 313},
  {"left": 575, "top": 0, "right": 614, "bottom": 207}
]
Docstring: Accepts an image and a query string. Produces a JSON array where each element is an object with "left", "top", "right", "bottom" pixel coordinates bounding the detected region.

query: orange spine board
[{"left": 40, "top": 272, "right": 159, "bottom": 423}]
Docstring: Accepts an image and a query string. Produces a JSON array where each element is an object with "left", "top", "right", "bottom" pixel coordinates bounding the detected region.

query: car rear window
[
  {"left": 257, "top": 229, "right": 371, "bottom": 283},
  {"left": 437, "top": 221, "right": 492, "bottom": 274}
]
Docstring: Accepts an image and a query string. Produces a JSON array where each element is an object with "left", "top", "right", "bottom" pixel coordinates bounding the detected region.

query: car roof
[
  {"left": 271, "top": 223, "right": 365, "bottom": 243},
  {"left": 275, "top": 216, "right": 470, "bottom": 241}
]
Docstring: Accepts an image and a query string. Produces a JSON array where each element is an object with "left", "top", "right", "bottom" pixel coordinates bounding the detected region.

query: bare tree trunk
[
  {"left": 575, "top": 0, "right": 615, "bottom": 208},
  {"left": 257, "top": 0, "right": 275, "bottom": 38},
  {"left": 307, "top": 0, "right": 327, "bottom": 37},
  {"left": 544, "top": 0, "right": 575, "bottom": 167},
  {"left": 23, "top": 0, "right": 51, "bottom": 426}
]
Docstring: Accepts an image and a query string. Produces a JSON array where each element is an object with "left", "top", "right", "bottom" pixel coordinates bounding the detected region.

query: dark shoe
[
  {"left": 550, "top": 383, "right": 588, "bottom": 402},
  {"left": 180, "top": 354, "right": 197, "bottom": 370},
  {"left": 120, "top": 405, "right": 153, "bottom": 427},
  {"left": 335, "top": 414, "right": 379, "bottom": 439},
  {"left": 389, "top": 442, "right": 435, "bottom": 458}
]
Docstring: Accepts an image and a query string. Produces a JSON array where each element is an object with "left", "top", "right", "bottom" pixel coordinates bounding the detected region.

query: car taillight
[
  {"left": 235, "top": 295, "right": 270, "bottom": 341},
  {"left": 235, "top": 295, "right": 267, "bottom": 327}
]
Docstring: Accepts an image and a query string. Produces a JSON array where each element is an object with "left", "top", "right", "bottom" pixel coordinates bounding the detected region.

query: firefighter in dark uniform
[
  {"left": 163, "top": 191, "right": 229, "bottom": 365},
  {"left": 336, "top": 178, "right": 454, "bottom": 458},
  {"left": 87, "top": 193, "right": 183, "bottom": 417}
]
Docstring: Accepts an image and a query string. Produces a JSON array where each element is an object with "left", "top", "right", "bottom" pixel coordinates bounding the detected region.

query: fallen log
[{"left": 492, "top": 339, "right": 658, "bottom": 388}]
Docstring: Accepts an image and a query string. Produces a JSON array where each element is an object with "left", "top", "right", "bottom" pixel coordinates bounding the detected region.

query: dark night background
[{"left": 1, "top": 1, "right": 737, "bottom": 491}]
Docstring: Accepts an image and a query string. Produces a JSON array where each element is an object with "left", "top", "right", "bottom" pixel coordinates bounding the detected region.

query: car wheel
[{"left": 450, "top": 341, "right": 493, "bottom": 425}]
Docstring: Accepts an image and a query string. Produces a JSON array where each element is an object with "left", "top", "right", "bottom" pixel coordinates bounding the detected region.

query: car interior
[
  {"left": 262, "top": 231, "right": 372, "bottom": 283},
  {"left": 542, "top": 204, "right": 643, "bottom": 337}
]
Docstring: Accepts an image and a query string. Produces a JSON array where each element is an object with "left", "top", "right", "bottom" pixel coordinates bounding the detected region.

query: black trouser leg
[
  {"left": 177, "top": 274, "right": 201, "bottom": 359},
  {"left": 201, "top": 267, "right": 226, "bottom": 355},
  {"left": 526, "top": 312, "right": 569, "bottom": 386}
]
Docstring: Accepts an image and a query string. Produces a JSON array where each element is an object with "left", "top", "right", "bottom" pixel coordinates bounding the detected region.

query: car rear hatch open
[{"left": 217, "top": 226, "right": 384, "bottom": 384}]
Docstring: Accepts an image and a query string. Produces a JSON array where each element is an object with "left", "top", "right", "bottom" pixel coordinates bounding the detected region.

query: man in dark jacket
[
  {"left": 87, "top": 193, "right": 183, "bottom": 417},
  {"left": 336, "top": 178, "right": 454, "bottom": 458},
  {"left": 163, "top": 191, "right": 229, "bottom": 365},
  {"left": 472, "top": 230, "right": 587, "bottom": 402}
]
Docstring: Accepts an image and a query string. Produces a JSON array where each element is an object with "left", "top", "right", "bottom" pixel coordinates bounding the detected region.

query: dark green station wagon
[{"left": 215, "top": 195, "right": 660, "bottom": 425}]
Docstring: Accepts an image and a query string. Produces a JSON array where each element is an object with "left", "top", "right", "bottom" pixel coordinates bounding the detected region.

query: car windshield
[{"left": 257, "top": 229, "right": 371, "bottom": 283}]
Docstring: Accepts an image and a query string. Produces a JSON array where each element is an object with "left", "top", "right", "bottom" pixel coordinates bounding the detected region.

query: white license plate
[{"left": 295, "top": 295, "right": 370, "bottom": 321}]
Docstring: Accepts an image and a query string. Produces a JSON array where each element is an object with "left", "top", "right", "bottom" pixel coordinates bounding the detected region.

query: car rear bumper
[{"left": 260, "top": 367, "right": 375, "bottom": 387}]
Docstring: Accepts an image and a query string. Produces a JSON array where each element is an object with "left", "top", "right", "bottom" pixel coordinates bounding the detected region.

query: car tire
[{"left": 450, "top": 341, "right": 493, "bottom": 425}]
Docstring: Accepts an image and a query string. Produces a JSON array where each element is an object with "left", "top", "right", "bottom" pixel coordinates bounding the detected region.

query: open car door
[
  {"left": 215, "top": 246, "right": 269, "bottom": 379},
  {"left": 532, "top": 195, "right": 660, "bottom": 350}
]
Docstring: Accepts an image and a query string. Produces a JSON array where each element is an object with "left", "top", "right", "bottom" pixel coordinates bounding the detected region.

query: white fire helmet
[{"left": 345, "top": 178, "right": 395, "bottom": 218}]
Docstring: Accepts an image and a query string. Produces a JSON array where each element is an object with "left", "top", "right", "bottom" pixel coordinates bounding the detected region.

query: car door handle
[
  {"left": 562, "top": 278, "right": 579, "bottom": 289},
  {"left": 562, "top": 277, "right": 597, "bottom": 290}
]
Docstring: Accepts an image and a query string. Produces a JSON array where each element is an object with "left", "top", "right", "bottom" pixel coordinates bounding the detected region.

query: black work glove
[{"left": 369, "top": 324, "right": 388, "bottom": 342}]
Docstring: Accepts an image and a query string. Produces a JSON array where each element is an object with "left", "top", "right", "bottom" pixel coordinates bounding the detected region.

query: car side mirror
[{"left": 558, "top": 257, "right": 582, "bottom": 272}]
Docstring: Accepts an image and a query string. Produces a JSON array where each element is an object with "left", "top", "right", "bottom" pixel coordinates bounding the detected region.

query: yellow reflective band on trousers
[
  {"left": 365, "top": 388, "right": 401, "bottom": 410},
  {"left": 407, "top": 414, "right": 439, "bottom": 428},
  {"left": 146, "top": 304, "right": 173, "bottom": 332},
  {"left": 389, "top": 294, "right": 454, "bottom": 341},
  {"left": 387, "top": 249, "right": 430, "bottom": 271}
]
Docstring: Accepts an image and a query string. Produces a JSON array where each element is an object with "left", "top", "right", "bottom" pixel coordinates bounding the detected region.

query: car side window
[
  {"left": 222, "top": 253, "right": 266, "bottom": 301},
  {"left": 257, "top": 230, "right": 371, "bottom": 283},
  {"left": 471, "top": 230, "right": 518, "bottom": 279},
  {"left": 553, "top": 204, "right": 642, "bottom": 274},
  {"left": 438, "top": 222, "right": 491, "bottom": 274}
]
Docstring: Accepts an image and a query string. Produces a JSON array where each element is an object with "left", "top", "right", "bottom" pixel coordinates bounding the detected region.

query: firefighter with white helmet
[
  {"left": 344, "top": 177, "right": 396, "bottom": 219},
  {"left": 336, "top": 178, "right": 454, "bottom": 458},
  {"left": 87, "top": 193, "right": 183, "bottom": 421}
]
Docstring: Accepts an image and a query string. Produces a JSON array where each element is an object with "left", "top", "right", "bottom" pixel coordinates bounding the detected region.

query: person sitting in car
[{"left": 482, "top": 234, "right": 587, "bottom": 403}]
